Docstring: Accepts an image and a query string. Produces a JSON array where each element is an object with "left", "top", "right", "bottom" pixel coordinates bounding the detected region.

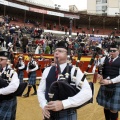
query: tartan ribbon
[{"left": 109, "top": 58, "right": 113, "bottom": 65}]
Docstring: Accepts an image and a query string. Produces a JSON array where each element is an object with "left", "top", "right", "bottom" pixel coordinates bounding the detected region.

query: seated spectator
[{"left": 44, "top": 44, "right": 50, "bottom": 54}]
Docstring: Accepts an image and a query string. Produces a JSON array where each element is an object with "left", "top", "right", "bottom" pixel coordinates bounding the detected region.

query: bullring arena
[
  {"left": 17, "top": 83, "right": 104, "bottom": 120},
  {"left": 0, "top": 0, "right": 120, "bottom": 120}
]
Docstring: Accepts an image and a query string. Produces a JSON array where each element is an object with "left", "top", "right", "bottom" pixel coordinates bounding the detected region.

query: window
[
  {"left": 96, "top": 6, "right": 102, "bottom": 11},
  {"left": 102, "top": 0, "right": 107, "bottom": 3},
  {"left": 102, "top": 6, "right": 107, "bottom": 11},
  {"left": 96, "top": 0, "right": 101, "bottom": 4}
]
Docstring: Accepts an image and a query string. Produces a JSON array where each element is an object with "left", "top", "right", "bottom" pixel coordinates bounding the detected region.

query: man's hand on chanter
[{"left": 46, "top": 101, "right": 64, "bottom": 111}]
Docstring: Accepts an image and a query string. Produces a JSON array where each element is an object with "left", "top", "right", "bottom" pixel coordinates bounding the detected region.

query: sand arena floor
[{"left": 16, "top": 83, "right": 120, "bottom": 120}]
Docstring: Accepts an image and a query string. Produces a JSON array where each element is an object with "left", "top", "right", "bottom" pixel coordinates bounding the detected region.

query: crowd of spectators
[{"left": 0, "top": 15, "right": 119, "bottom": 58}]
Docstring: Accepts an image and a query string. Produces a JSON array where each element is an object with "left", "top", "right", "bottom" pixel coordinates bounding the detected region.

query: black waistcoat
[
  {"left": 103, "top": 57, "right": 120, "bottom": 79},
  {"left": 102, "top": 56, "right": 120, "bottom": 87},
  {"left": 45, "top": 65, "right": 72, "bottom": 102}
]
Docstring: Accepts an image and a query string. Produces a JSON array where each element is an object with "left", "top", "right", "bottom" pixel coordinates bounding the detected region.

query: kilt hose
[
  {"left": 0, "top": 97, "right": 17, "bottom": 120},
  {"left": 18, "top": 71, "right": 24, "bottom": 83},
  {"left": 97, "top": 85, "right": 120, "bottom": 111},
  {"left": 28, "top": 71, "right": 36, "bottom": 85}
]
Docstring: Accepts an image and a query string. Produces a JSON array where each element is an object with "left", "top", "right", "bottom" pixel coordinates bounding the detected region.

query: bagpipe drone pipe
[
  {"left": 97, "top": 53, "right": 110, "bottom": 76},
  {"left": 48, "top": 43, "right": 101, "bottom": 109},
  {"left": 0, "top": 63, "right": 27, "bottom": 101}
]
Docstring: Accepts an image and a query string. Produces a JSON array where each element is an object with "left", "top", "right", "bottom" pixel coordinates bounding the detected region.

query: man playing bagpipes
[
  {"left": 0, "top": 50, "right": 20, "bottom": 119},
  {"left": 37, "top": 40, "right": 92, "bottom": 120},
  {"left": 97, "top": 43, "right": 120, "bottom": 120}
]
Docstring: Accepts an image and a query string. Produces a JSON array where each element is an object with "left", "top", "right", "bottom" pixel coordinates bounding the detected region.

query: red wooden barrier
[{"left": 14, "top": 53, "right": 95, "bottom": 79}]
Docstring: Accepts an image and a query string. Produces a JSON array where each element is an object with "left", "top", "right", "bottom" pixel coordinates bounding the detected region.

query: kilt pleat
[
  {"left": 96, "top": 85, "right": 120, "bottom": 111},
  {"left": 0, "top": 97, "right": 17, "bottom": 120},
  {"left": 28, "top": 71, "right": 36, "bottom": 85}
]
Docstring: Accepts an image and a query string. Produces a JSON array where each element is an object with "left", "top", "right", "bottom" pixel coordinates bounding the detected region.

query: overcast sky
[{"left": 52, "top": 0, "right": 87, "bottom": 10}]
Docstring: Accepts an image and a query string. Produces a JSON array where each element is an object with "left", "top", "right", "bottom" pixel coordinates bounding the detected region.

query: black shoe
[
  {"left": 23, "top": 93, "right": 29, "bottom": 97},
  {"left": 31, "top": 92, "right": 37, "bottom": 95}
]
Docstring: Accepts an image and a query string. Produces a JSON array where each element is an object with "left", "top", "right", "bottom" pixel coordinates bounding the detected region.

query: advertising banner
[{"left": 29, "top": 7, "right": 47, "bottom": 14}]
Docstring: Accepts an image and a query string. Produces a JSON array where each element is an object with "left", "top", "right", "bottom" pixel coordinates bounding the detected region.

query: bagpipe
[
  {"left": 48, "top": 43, "right": 101, "bottom": 109},
  {"left": 0, "top": 63, "right": 27, "bottom": 101},
  {"left": 48, "top": 54, "right": 76, "bottom": 102},
  {"left": 97, "top": 52, "right": 111, "bottom": 76},
  {"left": 97, "top": 56, "right": 104, "bottom": 76}
]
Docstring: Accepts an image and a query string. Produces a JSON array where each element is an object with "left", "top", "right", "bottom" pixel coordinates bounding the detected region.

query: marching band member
[
  {"left": 23, "top": 53, "right": 38, "bottom": 97},
  {"left": 97, "top": 44, "right": 120, "bottom": 120},
  {"left": 37, "top": 40, "right": 92, "bottom": 120},
  {"left": 0, "top": 51, "right": 19, "bottom": 120},
  {"left": 15, "top": 54, "right": 25, "bottom": 83}
]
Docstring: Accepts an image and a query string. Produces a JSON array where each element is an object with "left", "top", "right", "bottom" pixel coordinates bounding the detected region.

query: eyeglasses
[
  {"left": 54, "top": 49, "right": 67, "bottom": 53},
  {"left": 109, "top": 50, "right": 117, "bottom": 53},
  {"left": 0, "top": 58, "right": 7, "bottom": 61}
]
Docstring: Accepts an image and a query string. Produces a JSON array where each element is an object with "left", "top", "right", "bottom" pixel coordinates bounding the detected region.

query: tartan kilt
[
  {"left": 18, "top": 71, "right": 24, "bottom": 83},
  {"left": 28, "top": 71, "right": 36, "bottom": 85},
  {"left": 0, "top": 97, "right": 17, "bottom": 120},
  {"left": 96, "top": 85, "right": 120, "bottom": 111},
  {"left": 51, "top": 109, "right": 77, "bottom": 120}
]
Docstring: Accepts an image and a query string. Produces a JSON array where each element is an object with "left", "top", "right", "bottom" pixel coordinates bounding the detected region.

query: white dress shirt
[
  {"left": 18, "top": 61, "right": 25, "bottom": 70},
  {"left": 0, "top": 66, "right": 19, "bottom": 95},
  {"left": 37, "top": 63, "right": 92, "bottom": 109}
]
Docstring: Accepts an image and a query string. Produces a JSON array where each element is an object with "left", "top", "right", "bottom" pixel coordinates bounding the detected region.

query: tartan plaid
[
  {"left": 51, "top": 109, "right": 77, "bottom": 120},
  {"left": 28, "top": 71, "right": 36, "bottom": 85},
  {"left": 18, "top": 71, "right": 24, "bottom": 83},
  {"left": 97, "top": 85, "right": 120, "bottom": 111},
  {"left": 0, "top": 97, "right": 17, "bottom": 120}
]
